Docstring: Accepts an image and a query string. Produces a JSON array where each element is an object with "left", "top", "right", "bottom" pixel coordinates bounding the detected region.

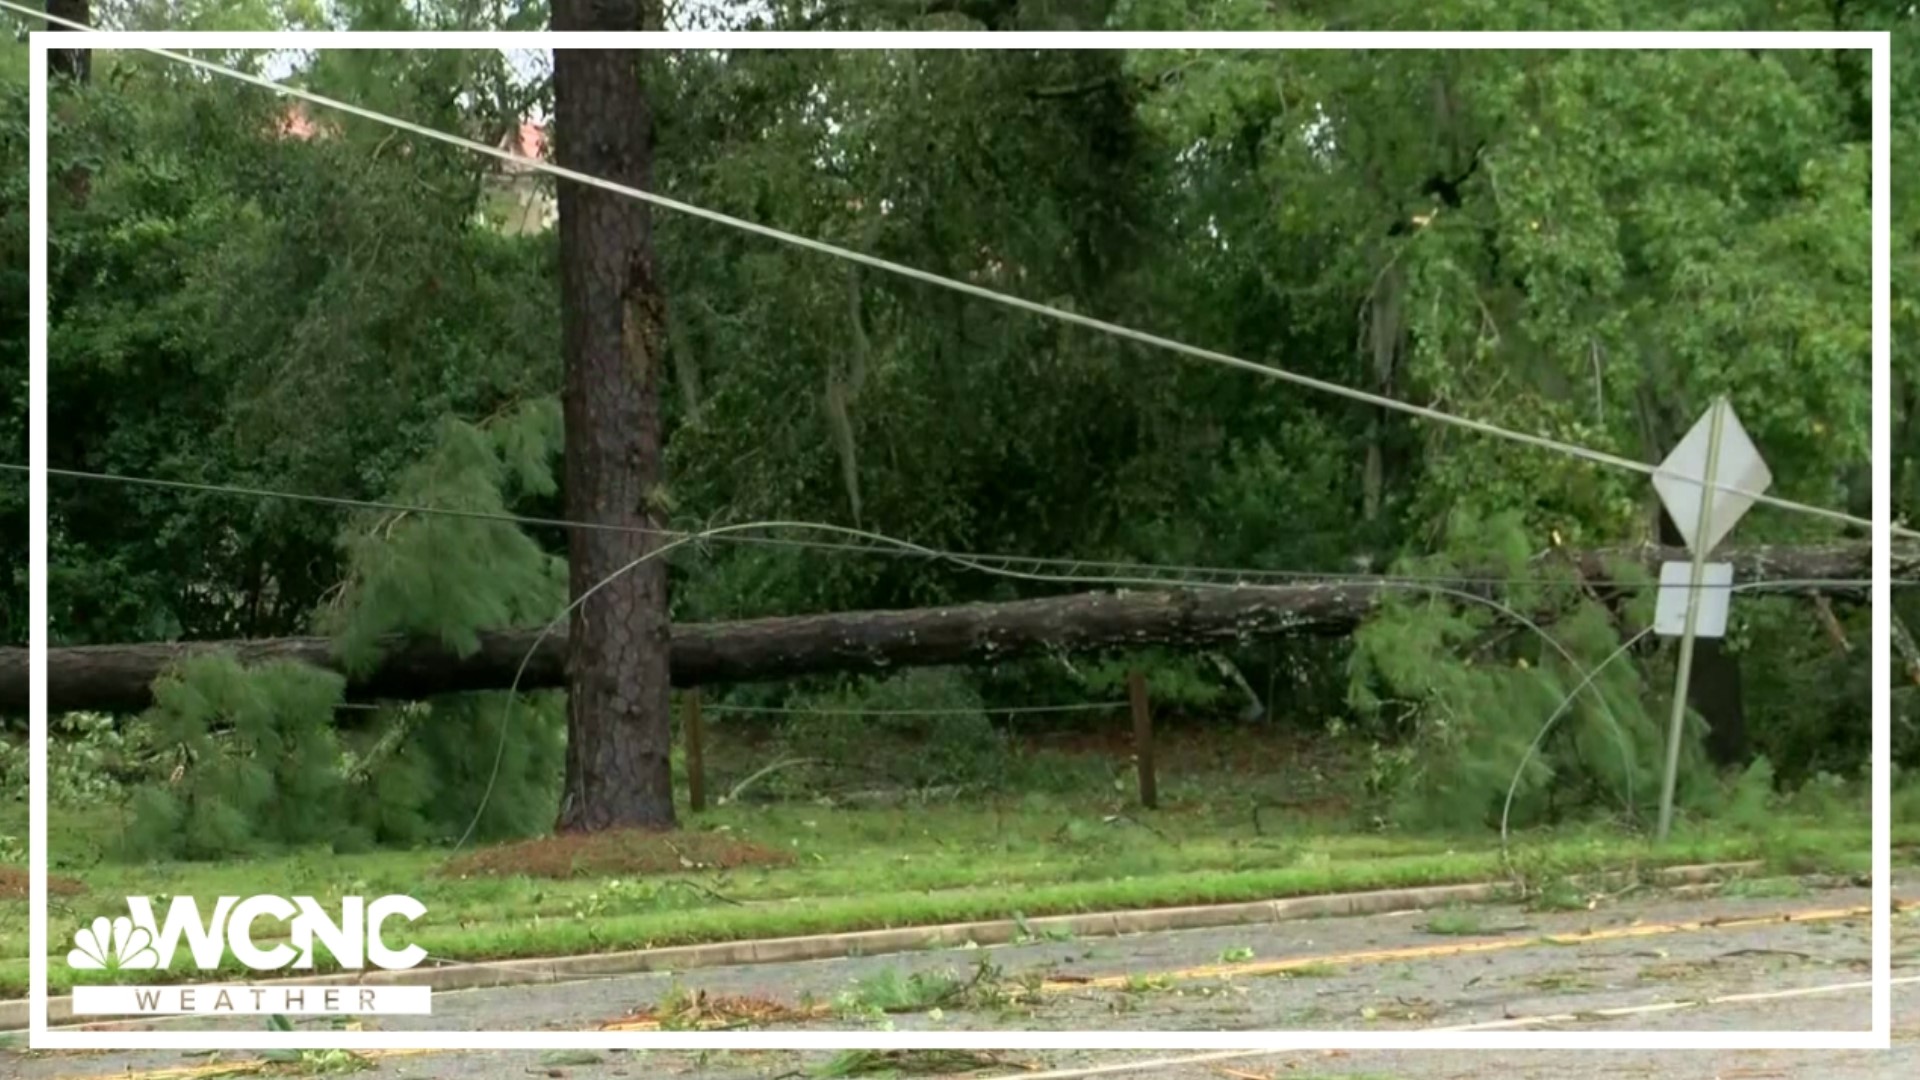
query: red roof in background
[
  {"left": 275, "top": 103, "right": 326, "bottom": 140},
  {"left": 505, "top": 122, "right": 546, "bottom": 161},
  {"left": 274, "top": 103, "right": 548, "bottom": 167}
]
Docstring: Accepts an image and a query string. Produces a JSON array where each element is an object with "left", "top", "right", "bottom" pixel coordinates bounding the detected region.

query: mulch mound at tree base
[
  {"left": 0, "top": 865, "right": 87, "bottom": 900},
  {"left": 440, "top": 828, "right": 796, "bottom": 880}
]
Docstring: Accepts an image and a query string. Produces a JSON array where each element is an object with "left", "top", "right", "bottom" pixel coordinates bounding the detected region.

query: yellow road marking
[
  {"left": 600, "top": 904, "right": 1874, "bottom": 1029},
  {"left": 1440, "top": 973, "right": 1920, "bottom": 1031},
  {"left": 1041, "top": 904, "right": 1872, "bottom": 992},
  {"left": 47, "top": 1047, "right": 437, "bottom": 1080},
  {"left": 33, "top": 903, "right": 1887, "bottom": 1064}
]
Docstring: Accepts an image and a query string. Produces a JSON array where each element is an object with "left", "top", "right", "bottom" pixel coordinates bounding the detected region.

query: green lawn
[{"left": 0, "top": 786, "right": 1897, "bottom": 998}]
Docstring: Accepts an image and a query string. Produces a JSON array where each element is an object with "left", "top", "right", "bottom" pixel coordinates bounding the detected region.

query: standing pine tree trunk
[
  {"left": 46, "top": 0, "right": 90, "bottom": 202},
  {"left": 46, "top": 0, "right": 91, "bottom": 81},
  {"left": 551, "top": 7, "right": 676, "bottom": 831}
]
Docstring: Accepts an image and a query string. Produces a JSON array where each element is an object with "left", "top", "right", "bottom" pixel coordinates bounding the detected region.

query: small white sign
[
  {"left": 1653, "top": 561, "right": 1734, "bottom": 639},
  {"left": 1652, "top": 401, "right": 1771, "bottom": 555}
]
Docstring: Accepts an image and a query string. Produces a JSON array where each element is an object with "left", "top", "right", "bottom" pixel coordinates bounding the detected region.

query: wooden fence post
[
  {"left": 685, "top": 688, "right": 707, "bottom": 813},
  {"left": 1128, "top": 670, "right": 1156, "bottom": 810}
]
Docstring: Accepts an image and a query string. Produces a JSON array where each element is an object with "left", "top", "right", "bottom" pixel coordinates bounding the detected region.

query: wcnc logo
[{"left": 66, "top": 895, "right": 432, "bottom": 1017}]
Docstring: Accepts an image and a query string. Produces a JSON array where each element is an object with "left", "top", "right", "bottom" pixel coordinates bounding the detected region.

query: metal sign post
[
  {"left": 1655, "top": 399, "right": 1724, "bottom": 844},
  {"left": 1650, "top": 396, "right": 1770, "bottom": 843}
]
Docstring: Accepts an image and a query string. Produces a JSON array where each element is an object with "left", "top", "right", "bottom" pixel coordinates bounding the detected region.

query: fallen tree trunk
[
  {"left": 3, "top": 542, "right": 1901, "bottom": 716},
  {"left": 11, "top": 585, "right": 1380, "bottom": 715}
]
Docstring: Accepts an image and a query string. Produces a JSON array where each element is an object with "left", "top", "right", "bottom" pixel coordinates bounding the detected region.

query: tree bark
[
  {"left": 45, "top": 0, "right": 92, "bottom": 205},
  {"left": 551, "top": 7, "right": 674, "bottom": 832},
  {"left": 46, "top": 0, "right": 91, "bottom": 83},
  {"left": 6, "top": 541, "right": 1900, "bottom": 717}
]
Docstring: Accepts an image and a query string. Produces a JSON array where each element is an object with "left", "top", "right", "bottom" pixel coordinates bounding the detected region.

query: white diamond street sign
[
  {"left": 1652, "top": 400, "right": 1772, "bottom": 555},
  {"left": 1653, "top": 397, "right": 1770, "bottom": 845}
]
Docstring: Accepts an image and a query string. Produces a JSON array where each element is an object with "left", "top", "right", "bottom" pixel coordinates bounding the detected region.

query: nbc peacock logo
[{"left": 67, "top": 915, "right": 160, "bottom": 971}]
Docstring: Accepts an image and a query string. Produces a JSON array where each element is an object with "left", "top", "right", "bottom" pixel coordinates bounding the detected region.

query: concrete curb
[{"left": 1, "top": 859, "right": 1764, "bottom": 1032}]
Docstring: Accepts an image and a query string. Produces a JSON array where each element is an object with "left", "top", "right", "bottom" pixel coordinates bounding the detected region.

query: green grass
[
  {"left": 256, "top": 1048, "right": 375, "bottom": 1075},
  {"left": 1120, "top": 972, "right": 1177, "bottom": 994},
  {"left": 1420, "top": 909, "right": 1490, "bottom": 936},
  {"left": 833, "top": 959, "right": 1014, "bottom": 1018},
  {"left": 809, "top": 1049, "right": 1031, "bottom": 1077},
  {"left": 0, "top": 787, "right": 1899, "bottom": 999},
  {"left": 1275, "top": 961, "right": 1341, "bottom": 978},
  {"left": 840, "top": 967, "right": 965, "bottom": 1014},
  {"left": 1720, "top": 875, "right": 1814, "bottom": 900},
  {"left": 1527, "top": 881, "right": 1593, "bottom": 912},
  {"left": 1523, "top": 969, "right": 1600, "bottom": 992}
]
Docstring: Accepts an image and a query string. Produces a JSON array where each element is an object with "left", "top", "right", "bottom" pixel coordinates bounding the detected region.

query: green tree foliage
[
  {"left": 0, "top": 74, "right": 25, "bottom": 647},
  {"left": 320, "top": 400, "right": 568, "bottom": 848},
  {"left": 117, "top": 404, "right": 568, "bottom": 859},
  {"left": 119, "top": 654, "right": 565, "bottom": 859},
  {"left": 125, "top": 653, "right": 354, "bottom": 859},
  {"left": 768, "top": 669, "right": 1011, "bottom": 795},
  {"left": 5, "top": 0, "right": 1908, "bottom": 839},
  {"left": 30, "top": 35, "right": 552, "bottom": 646},
  {"left": 1346, "top": 512, "right": 1675, "bottom": 829},
  {"left": 326, "top": 401, "right": 566, "bottom": 672}
]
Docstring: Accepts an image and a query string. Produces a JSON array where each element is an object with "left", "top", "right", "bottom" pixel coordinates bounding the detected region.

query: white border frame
[{"left": 26, "top": 29, "right": 1893, "bottom": 1053}]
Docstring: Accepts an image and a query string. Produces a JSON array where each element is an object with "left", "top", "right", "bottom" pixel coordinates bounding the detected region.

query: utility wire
[
  {"left": 4, "top": 461, "right": 1892, "bottom": 592},
  {"left": 465, "top": 516, "right": 1611, "bottom": 847},
  {"left": 5, "top": 3, "right": 1899, "bottom": 540}
]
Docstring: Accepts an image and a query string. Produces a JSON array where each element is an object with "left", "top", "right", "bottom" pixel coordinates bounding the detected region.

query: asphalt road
[{"left": 5, "top": 871, "right": 1914, "bottom": 1080}]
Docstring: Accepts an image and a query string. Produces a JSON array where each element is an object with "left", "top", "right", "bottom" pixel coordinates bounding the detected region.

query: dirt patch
[
  {"left": 0, "top": 865, "right": 87, "bottom": 900},
  {"left": 441, "top": 828, "right": 795, "bottom": 880}
]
